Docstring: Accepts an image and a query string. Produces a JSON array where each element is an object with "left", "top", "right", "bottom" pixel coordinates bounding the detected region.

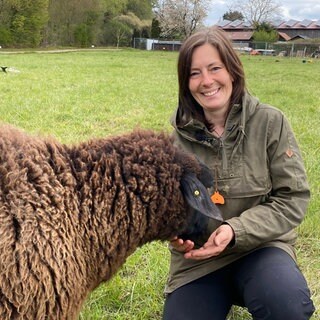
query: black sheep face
[{"left": 179, "top": 165, "right": 223, "bottom": 244}]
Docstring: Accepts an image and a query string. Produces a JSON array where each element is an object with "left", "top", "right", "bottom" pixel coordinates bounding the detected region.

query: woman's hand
[
  {"left": 184, "top": 224, "right": 234, "bottom": 260},
  {"left": 170, "top": 237, "right": 195, "bottom": 253}
]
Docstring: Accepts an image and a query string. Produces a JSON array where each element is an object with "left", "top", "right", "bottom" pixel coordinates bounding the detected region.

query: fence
[
  {"left": 133, "top": 38, "right": 320, "bottom": 58},
  {"left": 227, "top": 41, "right": 320, "bottom": 57},
  {"left": 133, "top": 38, "right": 181, "bottom": 51}
]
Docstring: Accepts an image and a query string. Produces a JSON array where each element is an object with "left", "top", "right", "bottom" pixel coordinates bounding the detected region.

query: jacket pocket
[{"left": 216, "top": 174, "right": 272, "bottom": 199}]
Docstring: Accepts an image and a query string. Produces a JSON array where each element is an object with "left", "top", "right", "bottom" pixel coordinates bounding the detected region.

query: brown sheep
[{"left": 0, "top": 123, "right": 222, "bottom": 320}]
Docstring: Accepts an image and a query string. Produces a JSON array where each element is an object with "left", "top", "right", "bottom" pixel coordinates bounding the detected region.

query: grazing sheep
[{"left": 0, "top": 123, "right": 222, "bottom": 319}]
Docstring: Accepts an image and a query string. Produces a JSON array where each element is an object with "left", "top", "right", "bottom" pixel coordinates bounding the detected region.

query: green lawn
[{"left": 0, "top": 49, "right": 319, "bottom": 319}]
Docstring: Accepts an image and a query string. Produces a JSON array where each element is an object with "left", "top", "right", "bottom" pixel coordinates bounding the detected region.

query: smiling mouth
[{"left": 203, "top": 88, "right": 219, "bottom": 97}]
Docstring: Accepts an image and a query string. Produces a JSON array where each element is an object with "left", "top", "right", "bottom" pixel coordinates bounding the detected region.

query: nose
[{"left": 201, "top": 70, "right": 213, "bottom": 86}]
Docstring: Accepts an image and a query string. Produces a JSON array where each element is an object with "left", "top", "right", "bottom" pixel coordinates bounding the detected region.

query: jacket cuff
[
  {"left": 222, "top": 222, "right": 236, "bottom": 248},
  {"left": 224, "top": 218, "right": 246, "bottom": 249}
]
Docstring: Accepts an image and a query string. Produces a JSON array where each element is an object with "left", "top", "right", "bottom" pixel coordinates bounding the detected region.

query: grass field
[{"left": 0, "top": 48, "right": 319, "bottom": 319}]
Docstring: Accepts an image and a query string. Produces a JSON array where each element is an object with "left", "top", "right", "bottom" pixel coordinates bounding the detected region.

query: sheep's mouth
[
  {"left": 179, "top": 211, "right": 209, "bottom": 241},
  {"left": 179, "top": 209, "right": 222, "bottom": 244}
]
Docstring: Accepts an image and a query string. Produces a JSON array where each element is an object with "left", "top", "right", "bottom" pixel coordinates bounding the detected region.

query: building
[
  {"left": 216, "top": 19, "right": 320, "bottom": 41},
  {"left": 276, "top": 19, "right": 320, "bottom": 39}
]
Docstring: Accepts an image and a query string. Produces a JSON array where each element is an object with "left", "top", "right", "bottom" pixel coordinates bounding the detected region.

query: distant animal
[
  {"left": 0, "top": 124, "right": 222, "bottom": 320},
  {"left": 1, "top": 66, "right": 20, "bottom": 73}
]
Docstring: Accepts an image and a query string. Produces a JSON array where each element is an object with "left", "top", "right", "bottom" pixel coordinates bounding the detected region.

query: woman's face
[{"left": 188, "top": 43, "right": 233, "bottom": 115}]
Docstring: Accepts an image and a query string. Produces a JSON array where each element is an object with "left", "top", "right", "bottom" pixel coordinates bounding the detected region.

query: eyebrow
[{"left": 190, "top": 62, "right": 223, "bottom": 70}]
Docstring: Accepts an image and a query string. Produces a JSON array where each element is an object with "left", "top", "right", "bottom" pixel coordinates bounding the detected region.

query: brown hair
[{"left": 177, "top": 27, "right": 246, "bottom": 126}]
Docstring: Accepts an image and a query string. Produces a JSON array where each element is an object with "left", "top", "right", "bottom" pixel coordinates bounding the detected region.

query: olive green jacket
[{"left": 165, "top": 92, "right": 310, "bottom": 294}]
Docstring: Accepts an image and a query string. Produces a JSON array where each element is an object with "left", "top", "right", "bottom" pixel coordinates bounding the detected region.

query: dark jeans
[{"left": 163, "top": 247, "right": 315, "bottom": 320}]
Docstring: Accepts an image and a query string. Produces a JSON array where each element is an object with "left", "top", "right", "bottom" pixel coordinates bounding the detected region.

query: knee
[
  {"left": 247, "top": 291, "right": 315, "bottom": 320},
  {"left": 241, "top": 248, "right": 315, "bottom": 319}
]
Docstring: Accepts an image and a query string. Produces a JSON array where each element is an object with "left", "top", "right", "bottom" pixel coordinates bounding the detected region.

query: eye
[
  {"left": 209, "top": 65, "right": 223, "bottom": 73},
  {"left": 190, "top": 70, "right": 200, "bottom": 78}
]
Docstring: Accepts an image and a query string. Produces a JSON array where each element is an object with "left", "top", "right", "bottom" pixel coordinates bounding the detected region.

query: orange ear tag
[{"left": 211, "top": 191, "right": 225, "bottom": 205}]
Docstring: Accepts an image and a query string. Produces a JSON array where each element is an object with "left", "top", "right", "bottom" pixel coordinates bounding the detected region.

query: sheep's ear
[{"left": 181, "top": 173, "right": 223, "bottom": 221}]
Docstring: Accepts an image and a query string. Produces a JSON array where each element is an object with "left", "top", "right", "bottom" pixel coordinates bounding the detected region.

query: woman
[{"left": 163, "top": 27, "right": 315, "bottom": 320}]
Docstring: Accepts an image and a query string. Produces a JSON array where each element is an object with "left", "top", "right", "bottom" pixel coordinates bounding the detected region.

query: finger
[
  {"left": 185, "top": 252, "right": 213, "bottom": 260},
  {"left": 184, "top": 247, "right": 220, "bottom": 260},
  {"left": 183, "top": 241, "right": 195, "bottom": 252},
  {"left": 180, "top": 240, "right": 194, "bottom": 251},
  {"left": 170, "top": 239, "right": 194, "bottom": 252},
  {"left": 170, "top": 238, "right": 183, "bottom": 246}
]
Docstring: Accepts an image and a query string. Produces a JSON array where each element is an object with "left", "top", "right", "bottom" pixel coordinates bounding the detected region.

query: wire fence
[
  {"left": 133, "top": 38, "right": 320, "bottom": 58},
  {"left": 235, "top": 41, "right": 320, "bottom": 57}
]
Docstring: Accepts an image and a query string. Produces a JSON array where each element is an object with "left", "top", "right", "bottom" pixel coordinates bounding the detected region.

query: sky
[{"left": 205, "top": 0, "right": 320, "bottom": 25}]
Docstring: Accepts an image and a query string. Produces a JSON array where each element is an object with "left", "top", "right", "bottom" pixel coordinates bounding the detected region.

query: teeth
[{"left": 203, "top": 88, "right": 219, "bottom": 96}]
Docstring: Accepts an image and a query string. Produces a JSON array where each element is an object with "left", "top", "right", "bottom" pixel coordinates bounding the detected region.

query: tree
[
  {"left": 253, "top": 29, "right": 278, "bottom": 42},
  {"left": 105, "top": 18, "right": 133, "bottom": 47},
  {"left": 45, "top": 0, "right": 102, "bottom": 46},
  {"left": 151, "top": 18, "right": 161, "bottom": 38},
  {"left": 0, "top": 0, "right": 154, "bottom": 47},
  {"left": 74, "top": 11, "right": 100, "bottom": 47},
  {"left": 0, "top": 0, "right": 49, "bottom": 47},
  {"left": 223, "top": 10, "right": 244, "bottom": 21},
  {"left": 253, "top": 21, "right": 278, "bottom": 42},
  {"left": 155, "top": 0, "right": 209, "bottom": 39},
  {"left": 117, "top": 11, "right": 151, "bottom": 38},
  {"left": 0, "top": 0, "right": 12, "bottom": 26},
  {"left": 101, "top": 0, "right": 152, "bottom": 46},
  {"left": 126, "top": 0, "right": 153, "bottom": 38},
  {"left": 0, "top": 27, "right": 12, "bottom": 46},
  {"left": 126, "top": 0, "right": 153, "bottom": 19},
  {"left": 229, "top": 0, "right": 283, "bottom": 26},
  {"left": 102, "top": 0, "right": 128, "bottom": 23}
]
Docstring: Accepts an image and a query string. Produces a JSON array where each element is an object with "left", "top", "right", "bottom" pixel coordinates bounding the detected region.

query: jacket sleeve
[{"left": 226, "top": 113, "right": 310, "bottom": 251}]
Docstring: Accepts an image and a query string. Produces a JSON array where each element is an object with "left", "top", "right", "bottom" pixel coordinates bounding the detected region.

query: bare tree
[
  {"left": 230, "top": 0, "right": 283, "bottom": 26},
  {"left": 155, "top": 0, "right": 209, "bottom": 39}
]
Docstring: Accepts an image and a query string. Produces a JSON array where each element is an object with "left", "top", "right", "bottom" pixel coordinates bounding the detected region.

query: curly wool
[{"left": 0, "top": 124, "right": 204, "bottom": 320}]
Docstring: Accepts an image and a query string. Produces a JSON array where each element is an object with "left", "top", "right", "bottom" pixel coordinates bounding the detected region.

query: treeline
[{"left": 0, "top": 0, "right": 156, "bottom": 48}]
